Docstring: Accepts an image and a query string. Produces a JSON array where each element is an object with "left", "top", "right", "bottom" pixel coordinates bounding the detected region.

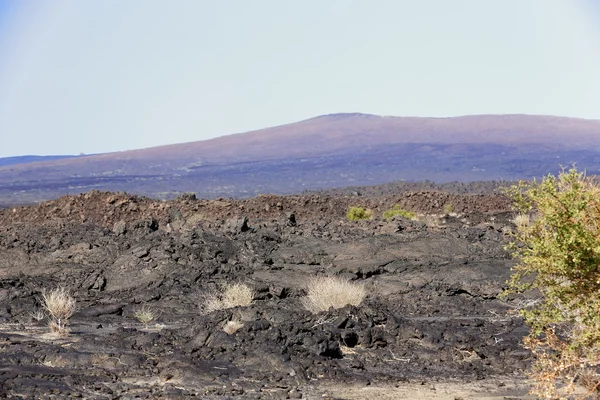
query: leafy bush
[
  {"left": 382, "top": 205, "right": 415, "bottom": 220},
  {"left": 302, "top": 276, "right": 366, "bottom": 313},
  {"left": 505, "top": 168, "right": 600, "bottom": 398},
  {"left": 346, "top": 206, "right": 373, "bottom": 221}
]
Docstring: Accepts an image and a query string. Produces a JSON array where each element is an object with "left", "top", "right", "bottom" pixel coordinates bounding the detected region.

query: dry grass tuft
[
  {"left": 29, "top": 308, "right": 45, "bottom": 322},
  {"left": 223, "top": 320, "right": 244, "bottom": 335},
  {"left": 48, "top": 320, "right": 69, "bottom": 335},
  {"left": 133, "top": 304, "right": 159, "bottom": 327},
  {"left": 339, "top": 344, "right": 358, "bottom": 355},
  {"left": 41, "top": 287, "right": 75, "bottom": 335},
  {"left": 203, "top": 283, "right": 255, "bottom": 313},
  {"left": 512, "top": 213, "right": 531, "bottom": 229},
  {"left": 302, "top": 276, "right": 366, "bottom": 314},
  {"left": 420, "top": 214, "right": 442, "bottom": 227}
]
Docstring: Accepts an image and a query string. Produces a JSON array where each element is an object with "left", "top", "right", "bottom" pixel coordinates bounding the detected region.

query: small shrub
[
  {"left": 302, "top": 276, "right": 366, "bottom": 314},
  {"left": 421, "top": 214, "right": 442, "bottom": 227},
  {"left": 29, "top": 308, "right": 45, "bottom": 322},
  {"left": 504, "top": 167, "right": 600, "bottom": 399},
  {"left": 512, "top": 213, "right": 530, "bottom": 229},
  {"left": 223, "top": 320, "right": 244, "bottom": 335},
  {"left": 382, "top": 205, "right": 415, "bottom": 220},
  {"left": 346, "top": 206, "right": 372, "bottom": 221},
  {"left": 133, "top": 304, "right": 158, "bottom": 327},
  {"left": 204, "top": 283, "right": 255, "bottom": 313},
  {"left": 443, "top": 203, "right": 454, "bottom": 215},
  {"left": 41, "top": 287, "right": 76, "bottom": 335}
]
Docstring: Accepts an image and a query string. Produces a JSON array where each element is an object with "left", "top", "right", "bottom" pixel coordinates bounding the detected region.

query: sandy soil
[{"left": 310, "top": 381, "right": 536, "bottom": 400}]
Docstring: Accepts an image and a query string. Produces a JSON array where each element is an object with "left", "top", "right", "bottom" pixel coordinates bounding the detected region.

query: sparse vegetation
[
  {"left": 505, "top": 168, "right": 600, "bottom": 399},
  {"left": 204, "top": 283, "right": 255, "bottom": 313},
  {"left": 41, "top": 287, "right": 76, "bottom": 335},
  {"left": 443, "top": 203, "right": 454, "bottom": 215},
  {"left": 133, "top": 304, "right": 159, "bottom": 327},
  {"left": 511, "top": 213, "right": 530, "bottom": 229},
  {"left": 223, "top": 320, "right": 244, "bottom": 335},
  {"left": 382, "top": 205, "right": 415, "bottom": 220},
  {"left": 29, "top": 308, "right": 45, "bottom": 322},
  {"left": 7, "top": 172, "right": 589, "bottom": 397},
  {"left": 420, "top": 214, "right": 442, "bottom": 228},
  {"left": 302, "top": 276, "right": 366, "bottom": 314},
  {"left": 346, "top": 206, "right": 373, "bottom": 221}
]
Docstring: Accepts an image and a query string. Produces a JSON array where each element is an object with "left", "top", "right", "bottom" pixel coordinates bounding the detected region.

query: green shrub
[
  {"left": 346, "top": 206, "right": 372, "bottom": 221},
  {"left": 504, "top": 168, "right": 600, "bottom": 398},
  {"left": 382, "top": 205, "right": 415, "bottom": 220}
]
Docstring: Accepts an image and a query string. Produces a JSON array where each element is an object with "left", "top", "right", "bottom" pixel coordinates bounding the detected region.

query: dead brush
[
  {"left": 41, "top": 287, "right": 76, "bottom": 335},
  {"left": 302, "top": 276, "right": 366, "bottom": 314},
  {"left": 512, "top": 213, "right": 531, "bottom": 229},
  {"left": 133, "top": 304, "right": 159, "bottom": 328},
  {"left": 202, "top": 283, "right": 255, "bottom": 313},
  {"left": 524, "top": 329, "right": 600, "bottom": 399},
  {"left": 29, "top": 308, "right": 45, "bottom": 322},
  {"left": 579, "top": 369, "right": 600, "bottom": 399},
  {"left": 223, "top": 320, "right": 244, "bottom": 335}
]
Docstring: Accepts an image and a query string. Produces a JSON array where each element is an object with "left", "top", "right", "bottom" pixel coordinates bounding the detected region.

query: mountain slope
[
  {"left": 0, "top": 155, "right": 81, "bottom": 167},
  {"left": 1, "top": 113, "right": 600, "bottom": 204}
]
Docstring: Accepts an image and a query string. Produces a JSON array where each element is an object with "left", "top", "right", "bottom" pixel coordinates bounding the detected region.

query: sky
[{"left": 0, "top": 0, "right": 600, "bottom": 158}]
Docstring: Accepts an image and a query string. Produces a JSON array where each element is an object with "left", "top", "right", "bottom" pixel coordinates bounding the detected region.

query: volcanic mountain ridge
[{"left": 1, "top": 113, "right": 600, "bottom": 205}]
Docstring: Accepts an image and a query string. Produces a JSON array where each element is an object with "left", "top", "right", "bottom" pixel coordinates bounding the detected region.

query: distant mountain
[
  {"left": 1, "top": 113, "right": 600, "bottom": 205},
  {"left": 0, "top": 155, "right": 81, "bottom": 167}
]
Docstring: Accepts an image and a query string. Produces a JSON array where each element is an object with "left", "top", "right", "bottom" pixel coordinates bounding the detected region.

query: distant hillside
[
  {"left": 1, "top": 113, "right": 600, "bottom": 205},
  {"left": 0, "top": 155, "right": 81, "bottom": 167}
]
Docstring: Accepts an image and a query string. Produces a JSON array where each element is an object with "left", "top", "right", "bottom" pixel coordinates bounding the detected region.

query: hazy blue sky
[{"left": 1, "top": 1, "right": 599, "bottom": 157}]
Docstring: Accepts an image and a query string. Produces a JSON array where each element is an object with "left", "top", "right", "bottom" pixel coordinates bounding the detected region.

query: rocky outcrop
[{"left": 0, "top": 190, "right": 529, "bottom": 398}]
